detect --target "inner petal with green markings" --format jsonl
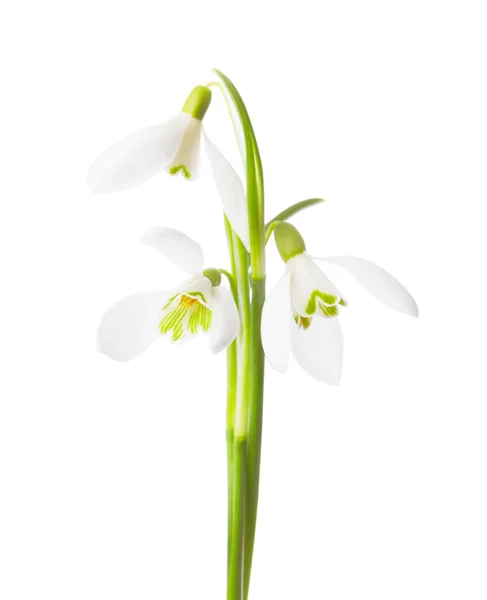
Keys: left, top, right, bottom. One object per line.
{"left": 160, "top": 291, "right": 212, "bottom": 342}
{"left": 287, "top": 253, "right": 347, "bottom": 329}
{"left": 167, "top": 117, "right": 202, "bottom": 180}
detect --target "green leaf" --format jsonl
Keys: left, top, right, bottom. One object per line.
{"left": 212, "top": 69, "right": 266, "bottom": 279}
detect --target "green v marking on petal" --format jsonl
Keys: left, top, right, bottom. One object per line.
{"left": 164, "top": 291, "right": 208, "bottom": 311}
{"left": 186, "top": 291, "right": 208, "bottom": 304}
{"left": 305, "top": 290, "right": 338, "bottom": 315}
{"left": 169, "top": 164, "right": 191, "bottom": 179}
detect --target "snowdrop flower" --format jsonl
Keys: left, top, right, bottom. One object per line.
{"left": 97, "top": 227, "right": 239, "bottom": 361}
{"left": 262, "top": 222, "right": 418, "bottom": 385}
{"left": 87, "top": 86, "right": 250, "bottom": 250}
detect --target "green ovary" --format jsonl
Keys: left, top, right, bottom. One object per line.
{"left": 160, "top": 294, "right": 212, "bottom": 342}
{"left": 181, "top": 86, "right": 212, "bottom": 121}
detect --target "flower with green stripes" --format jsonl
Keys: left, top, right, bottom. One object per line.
{"left": 97, "top": 227, "right": 239, "bottom": 361}
{"left": 86, "top": 85, "right": 250, "bottom": 250}
{"left": 262, "top": 222, "right": 418, "bottom": 385}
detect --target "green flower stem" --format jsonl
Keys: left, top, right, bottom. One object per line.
{"left": 213, "top": 71, "right": 267, "bottom": 600}
{"left": 227, "top": 438, "right": 247, "bottom": 600}
{"left": 220, "top": 269, "right": 238, "bottom": 305}
{"left": 234, "top": 236, "right": 252, "bottom": 440}
{"left": 224, "top": 209, "right": 252, "bottom": 599}
{"left": 214, "top": 71, "right": 267, "bottom": 600}
{"left": 264, "top": 220, "right": 280, "bottom": 244}
{"left": 244, "top": 275, "right": 265, "bottom": 600}
{"left": 226, "top": 339, "right": 236, "bottom": 567}
{"left": 224, "top": 216, "right": 238, "bottom": 569}
{"left": 265, "top": 197, "right": 325, "bottom": 230}
{"left": 228, "top": 236, "right": 251, "bottom": 600}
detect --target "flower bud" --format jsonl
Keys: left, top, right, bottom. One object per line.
{"left": 274, "top": 222, "right": 306, "bottom": 262}
{"left": 182, "top": 86, "right": 212, "bottom": 120}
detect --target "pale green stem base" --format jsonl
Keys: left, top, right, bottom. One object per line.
{"left": 227, "top": 438, "right": 247, "bottom": 600}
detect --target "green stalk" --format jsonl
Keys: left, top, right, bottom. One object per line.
{"left": 213, "top": 70, "right": 266, "bottom": 600}
{"left": 214, "top": 74, "right": 328, "bottom": 600}
{"left": 228, "top": 235, "right": 251, "bottom": 600}
{"left": 234, "top": 236, "right": 252, "bottom": 442}
{"left": 226, "top": 438, "right": 247, "bottom": 600}
{"left": 226, "top": 339, "right": 236, "bottom": 566}
{"left": 265, "top": 197, "right": 325, "bottom": 230}
{"left": 244, "top": 275, "right": 265, "bottom": 599}
{"left": 224, "top": 216, "right": 238, "bottom": 569}
{"left": 226, "top": 426, "right": 235, "bottom": 560}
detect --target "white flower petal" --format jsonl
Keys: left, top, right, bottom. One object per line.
{"left": 202, "top": 132, "right": 250, "bottom": 252}
{"left": 287, "top": 253, "right": 341, "bottom": 317}
{"left": 97, "top": 291, "right": 168, "bottom": 361}
{"left": 140, "top": 227, "right": 204, "bottom": 275}
{"left": 261, "top": 273, "right": 293, "bottom": 373}
{"left": 315, "top": 256, "right": 419, "bottom": 317}
{"left": 87, "top": 112, "right": 191, "bottom": 193}
{"left": 208, "top": 287, "right": 240, "bottom": 354}
{"left": 291, "top": 316, "right": 343, "bottom": 385}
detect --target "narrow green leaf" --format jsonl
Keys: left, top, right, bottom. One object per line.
{"left": 213, "top": 69, "right": 266, "bottom": 279}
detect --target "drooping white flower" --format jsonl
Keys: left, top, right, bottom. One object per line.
{"left": 87, "top": 86, "right": 250, "bottom": 251}
{"left": 97, "top": 227, "right": 240, "bottom": 362}
{"left": 261, "top": 222, "right": 418, "bottom": 385}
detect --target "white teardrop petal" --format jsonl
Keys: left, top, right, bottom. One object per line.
{"left": 291, "top": 316, "right": 343, "bottom": 385}
{"left": 87, "top": 112, "right": 191, "bottom": 193}
{"left": 208, "top": 287, "right": 240, "bottom": 354}
{"left": 97, "top": 291, "right": 168, "bottom": 362}
{"left": 315, "top": 256, "right": 419, "bottom": 317}
{"left": 140, "top": 227, "right": 204, "bottom": 275}
{"left": 261, "top": 273, "right": 293, "bottom": 373}
{"left": 202, "top": 132, "right": 250, "bottom": 252}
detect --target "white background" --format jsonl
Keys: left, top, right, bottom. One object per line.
{"left": 1, "top": 1, "right": 486, "bottom": 598}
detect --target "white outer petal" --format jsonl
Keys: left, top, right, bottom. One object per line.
{"left": 261, "top": 273, "right": 293, "bottom": 373}
{"left": 291, "top": 316, "right": 343, "bottom": 385}
{"left": 208, "top": 287, "right": 240, "bottom": 354}
{"left": 202, "top": 132, "right": 250, "bottom": 252}
{"left": 87, "top": 112, "right": 191, "bottom": 193}
{"left": 97, "top": 291, "right": 167, "bottom": 361}
{"left": 315, "top": 256, "right": 419, "bottom": 317}
{"left": 140, "top": 227, "right": 204, "bottom": 275}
